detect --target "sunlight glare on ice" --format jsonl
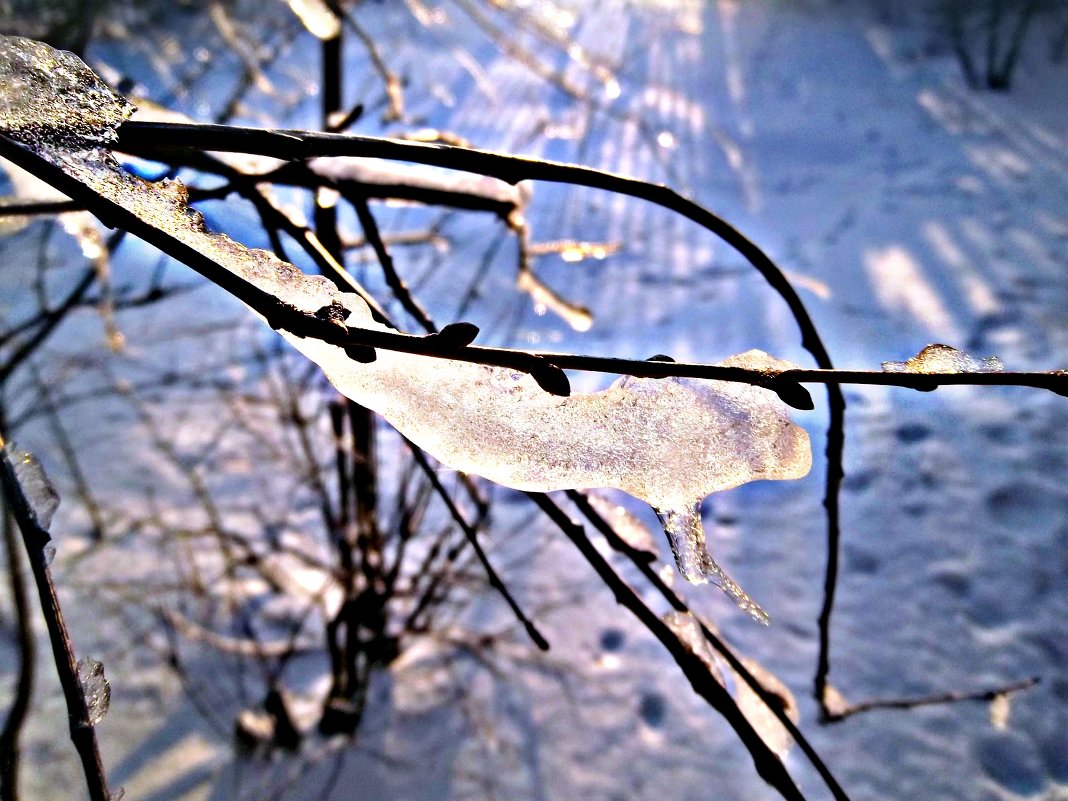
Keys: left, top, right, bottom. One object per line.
{"left": 882, "top": 343, "right": 1003, "bottom": 374}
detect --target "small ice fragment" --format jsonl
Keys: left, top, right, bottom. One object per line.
{"left": 662, "top": 611, "right": 723, "bottom": 682}
{"left": 882, "top": 344, "right": 1003, "bottom": 374}
{"left": 44, "top": 544, "right": 56, "bottom": 565}
{"left": 109, "top": 788, "right": 125, "bottom": 801}
{"left": 733, "top": 658, "right": 799, "bottom": 759}
{"left": 3, "top": 444, "right": 60, "bottom": 530}
{"left": 990, "top": 692, "right": 1011, "bottom": 730}
{"left": 284, "top": 0, "right": 342, "bottom": 39}
{"left": 76, "top": 656, "right": 110, "bottom": 725}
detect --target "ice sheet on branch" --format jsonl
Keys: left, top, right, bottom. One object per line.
{"left": 301, "top": 320, "right": 810, "bottom": 621}
{"left": 882, "top": 343, "right": 1003, "bottom": 374}
{"left": 0, "top": 36, "right": 339, "bottom": 316}
{"left": 0, "top": 37, "right": 130, "bottom": 149}
{"left": 0, "top": 37, "right": 812, "bottom": 620}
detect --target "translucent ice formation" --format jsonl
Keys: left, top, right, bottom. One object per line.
{"left": 0, "top": 37, "right": 131, "bottom": 150}
{"left": 76, "top": 656, "right": 110, "bottom": 725}
{"left": 882, "top": 343, "right": 1003, "bottom": 374}
{"left": 2, "top": 443, "right": 60, "bottom": 530}
{"left": 298, "top": 323, "right": 810, "bottom": 621}
{"left": 0, "top": 37, "right": 813, "bottom": 620}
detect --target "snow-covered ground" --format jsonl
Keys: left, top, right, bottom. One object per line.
{"left": 2, "top": 1, "right": 1067, "bottom": 800}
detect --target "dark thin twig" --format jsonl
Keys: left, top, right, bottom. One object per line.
{"left": 823, "top": 676, "right": 1040, "bottom": 722}
{"left": 347, "top": 192, "right": 437, "bottom": 331}
{"left": 0, "top": 229, "right": 127, "bottom": 382}
{"left": 403, "top": 439, "right": 549, "bottom": 651}
{"left": 328, "top": 0, "right": 405, "bottom": 122}
{"left": 0, "top": 436, "right": 113, "bottom": 801}
{"left": 28, "top": 366, "right": 108, "bottom": 541}
{"left": 0, "top": 267, "right": 96, "bottom": 383}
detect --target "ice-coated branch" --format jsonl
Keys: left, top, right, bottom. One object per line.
{"left": 110, "top": 119, "right": 845, "bottom": 702}
{"left": 0, "top": 438, "right": 113, "bottom": 801}
{"left": 8, "top": 118, "right": 1056, "bottom": 399}
{"left": 524, "top": 491, "right": 811, "bottom": 801}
